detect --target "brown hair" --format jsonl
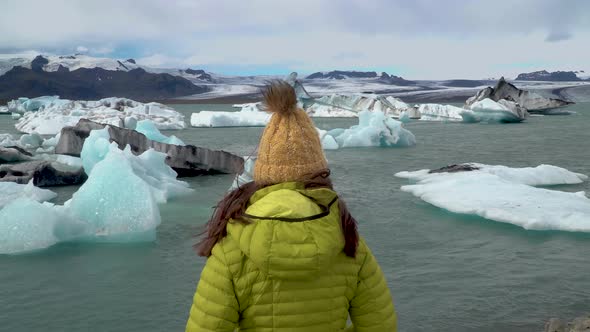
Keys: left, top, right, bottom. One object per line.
{"left": 195, "top": 170, "right": 359, "bottom": 258}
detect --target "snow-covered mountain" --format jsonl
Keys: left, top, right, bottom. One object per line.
{"left": 515, "top": 70, "right": 589, "bottom": 81}
{"left": 0, "top": 54, "right": 208, "bottom": 100}
{"left": 0, "top": 53, "right": 216, "bottom": 82}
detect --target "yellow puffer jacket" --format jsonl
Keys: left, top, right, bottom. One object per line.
{"left": 186, "top": 182, "right": 397, "bottom": 331}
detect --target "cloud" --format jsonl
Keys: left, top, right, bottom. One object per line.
{"left": 76, "top": 46, "right": 89, "bottom": 53}
{"left": 0, "top": 0, "right": 589, "bottom": 78}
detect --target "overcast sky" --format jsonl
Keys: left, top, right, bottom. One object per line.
{"left": 1, "top": 0, "right": 589, "bottom": 79}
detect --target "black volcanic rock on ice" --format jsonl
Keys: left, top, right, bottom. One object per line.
{"left": 0, "top": 66, "right": 207, "bottom": 100}
{"left": 465, "top": 77, "right": 574, "bottom": 112}
{"left": 55, "top": 119, "right": 244, "bottom": 176}
{"left": 0, "top": 160, "right": 87, "bottom": 187}
{"left": 515, "top": 70, "right": 581, "bottom": 81}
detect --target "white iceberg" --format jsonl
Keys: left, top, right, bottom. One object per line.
{"left": 0, "top": 106, "right": 8, "bottom": 114}
{"left": 80, "top": 128, "right": 193, "bottom": 203}
{"left": 0, "top": 128, "right": 193, "bottom": 254}
{"left": 135, "top": 120, "right": 185, "bottom": 145}
{"left": 417, "top": 104, "right": 472, "bottom": 122}
{"left": 19, "top": 132, "right": 44, "bottom": 149}
{"left": 305, "top": 94, "right": 409, "bottom": 118}
{"left": 0, "top": 134, "right": 19, "bottom": 147}
{"left": 190, "top": 108, "right": 270, "bottom": 127}
{"left": 12, "top": 96, "right": 185, "bottom": 135}
{"left": 395, "top": 164, "right": 590, "bottom": 232}
{"left": 467, "top": 98, "right": 528, "bottom": 123}
{"left": 323, "top": 110, "right": 416, "bottom": 148}
{"left": 316, "top": 128, "right": 340, "bottom": 150}
{"left": 0, "top": 198, "right": 65, "bottom": 254}
{"left": 67, "top": 145, "right": 163, "bottom": 242}
{"left": 0, "top": 181, "right": 57, "bottom": 209}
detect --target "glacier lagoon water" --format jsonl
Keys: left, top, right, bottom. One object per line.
{"left": 1, "top": 103, "right": 589, "bottom": 332}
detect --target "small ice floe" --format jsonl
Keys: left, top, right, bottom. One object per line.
{"left": 190, "top": 107, "right": 271, "bottom": 127}
{"left": 318, "top": 110, "right": 416, "bottom": 149}
{"left": 395, "top": 163, "right": 590, "bottom": 232}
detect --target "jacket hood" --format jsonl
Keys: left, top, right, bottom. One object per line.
{"left": 226, "top": 182, "right": 344, "bottom": 280}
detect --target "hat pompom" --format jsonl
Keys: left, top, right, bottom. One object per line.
{"left": 262, "top": 80, "right": 297, "bottom": 115}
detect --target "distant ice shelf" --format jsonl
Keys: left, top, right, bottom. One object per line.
{"left": 8, "top": 96, "right": 185, "bottom": 135}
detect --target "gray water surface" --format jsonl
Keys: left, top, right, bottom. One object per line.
{"left": 1, "top": 103, "right": 589, "bottom": 332}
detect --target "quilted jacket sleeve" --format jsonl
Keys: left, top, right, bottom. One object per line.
{"left": 185, "top": 243, "right": 239, "bottom": 332}
{"left": 348, "top": 242, "right": 397, "bottom": 332}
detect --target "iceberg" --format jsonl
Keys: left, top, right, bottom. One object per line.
{"left": 67, "top": 145, "right": 162, "bottom": 242}
{"left": 316, "top": 128, "right": 340, "bottom": 150}
{"left": 0, "top": 106, "right": 8, "bottom": 114}
{"left": 305, "top": 94, "right": 409, "bottom": 118}
{"left": 0, "top": 181, "right": 57, "bottom": 208}
{"left": 395, "top": 163, "right": 590, "bottom": 232}
{"left": 0, "top": 128, "right": 193, "bottom": 254}
{"left": 465, "top": 77, "right": 573, "bottom": 113}
{"left": 467, "top": 98, "right": 528, "bottom": 123}
{"left": 11, "top": 96, "right": 185, "bottom": 135}
{"left": 417, "top": 104, "right": 472, "bottom": 122}
{"left": 324, "top": 111, "right": 416, "bottom": 148}
{"left": 0, "top": 198, "right": 65, "bottom": 254}
{"left": 0, "top": 133, "right": 19, "bottom": 147}
{"left": 7, "top": 96, "right": 67, "bottom": 114}
{"left": 80, "top": 128, "right": 193, "bottom": 203}
{"left": 19, "top": 132, "right": 44, "bottom": 149}
{"left": 190, "top": 108, "right": 270, "bottom": 127}
{"left": 135, "top": 120, "right": 185, "bottom": 145}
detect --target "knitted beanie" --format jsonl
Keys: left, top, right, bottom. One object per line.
{"left": 254, "top": 80, "right": 328, "bottom": 185}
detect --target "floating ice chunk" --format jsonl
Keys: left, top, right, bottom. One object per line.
{"left": 135, "top": 120, "right": 185, "bottom": 145}
{"left": 0, "top": 198, "right": 63, "bottom": 254}
{"left": 19, "top": 132, "right": 43, "bottom": 149}
{"left": 321, "top": 135, "right": 339, "bottom": 150}
{"left": 190, "top": 109, "right": 270, "bottom": 127}
{"left": 0, "top": 134, "right": 19, "bottom": 147}
{"left": 233, "top": 103, "right": 262, "bottom": 112}
{"left": 395, "top": 164, "right": 590, "bottom": 232}
{"left": 326, "top": 111, "right": 416, "bottom": 148}
{"left": 417, "top": 104, "right": 472, "bottom": 122}
{"left": 80, "top": 128, "right": 192, "bottom": 202}
{"left": 468, "top": 98, "right": 527, "bottom": 123}
{"left": 80, "top": 127, "right": 112, "bottom": 174}
{"left": 316, "top": 128, "right": 340, "bottom": 150}
{"left": 13, "top": 96, "right": 185, "bottom": 134}
{"left": 8, "top": 96, "right": 66, "bottom": 114}
{"left": 67, "top": 148, "right": 161, "bottom": 242}
{"left": 0, "top": 106, "right": 8, "bottom": 114}
{"left": 42, "top": 132, "right": 61, "bottom": 148}
{"left": 0, "top": 180, "right": 57, "bottom": 208}
{"left": 11, "top": 113, "right": 21, "bottom": 120}
{"left": 0, "top": 130, "right": 194, "bottom": 254}
{"left": 305, "top": 104, "right": 358, "bottom": 118}
{"left": 124, "top": 116, "right": 138, "bottom": 130}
